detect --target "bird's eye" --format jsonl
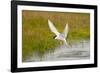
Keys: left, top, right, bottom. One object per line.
{"left": 53, "top": 35, "right": 56, "bottom": 39}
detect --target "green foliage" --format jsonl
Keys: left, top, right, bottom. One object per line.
{"left": 22, "top": 10, "right": 90, "bottom": 61}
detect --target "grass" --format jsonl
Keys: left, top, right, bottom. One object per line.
{"left": 22, "top": 10, "right": 90, "bottom": 61}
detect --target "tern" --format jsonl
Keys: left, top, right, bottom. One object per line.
{"left": 48, "top": 19, "right": 69, "bottom": 47}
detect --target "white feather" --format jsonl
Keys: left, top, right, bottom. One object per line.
{"left": 48, "top": 19, "right": 60, "bottom": 36}
{"left": 48, "top": 19, "right": 69, "bottom": 47}
{"left": 63, "top": 39, "right": 69, "bottom": 47}
{"left": 63, "top": 24, "right": 68, "bottom": 38}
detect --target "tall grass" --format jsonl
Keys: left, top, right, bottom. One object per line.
{"left": 22, "top": 10, "right": 90, "bottom": 61}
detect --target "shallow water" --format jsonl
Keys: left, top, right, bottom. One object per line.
{"left": 25, "top": 40, "right": 90, "bottom": 62}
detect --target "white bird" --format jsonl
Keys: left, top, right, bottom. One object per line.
{"left": 48, "top": 19, "right": 69, "bottom": 47}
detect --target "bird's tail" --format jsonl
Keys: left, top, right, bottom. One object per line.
{"left": 63, "top": 39, "right": 70, "bottom": 48}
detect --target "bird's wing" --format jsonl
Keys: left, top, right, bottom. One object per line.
{"left": 63, "top": 24, "right": 68, "bottom": 38}
{"left": 48, "top": 19, "right": 60, "bottom": 35}
{"left": 64, "top": 39, "right": 68, "bottom": 46}
{"left": 63, "top": 39, "right": 70, "bottom": 48}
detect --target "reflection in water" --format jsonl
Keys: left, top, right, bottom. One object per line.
{"left": 25, "top": 40, "right": 90, "bottom": 62}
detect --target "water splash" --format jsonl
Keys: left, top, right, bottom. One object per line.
{"left": 25, "top": 40, "right": 90, "bottom": 62}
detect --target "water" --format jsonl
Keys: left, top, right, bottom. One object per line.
{"left": 25, "top": 40, "right": 90, "bottom": 62}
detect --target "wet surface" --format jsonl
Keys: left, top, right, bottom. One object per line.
{"left": 25, "top": 40, "right": 90, "bottom": 62}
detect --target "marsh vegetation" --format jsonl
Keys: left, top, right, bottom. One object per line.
{"left": 22, "top": 10, "right": 90, "bottom": 62}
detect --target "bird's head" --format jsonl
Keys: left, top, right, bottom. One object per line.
{"left": 53, "top": 35, "right": 57, "bottom": 39}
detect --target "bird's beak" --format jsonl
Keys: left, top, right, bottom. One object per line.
{"left": 53, "top": 35, "right": 56, "bottom": 39}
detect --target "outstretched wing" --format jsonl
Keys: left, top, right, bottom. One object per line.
{"left": 63, "top": 24, "right": 68, "bottom": 38}
{"left": 64, "top": 39, "right": 69, "bottom": 47}
{"left": 48, "top": 19, "right": 60, "bottom": 35}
